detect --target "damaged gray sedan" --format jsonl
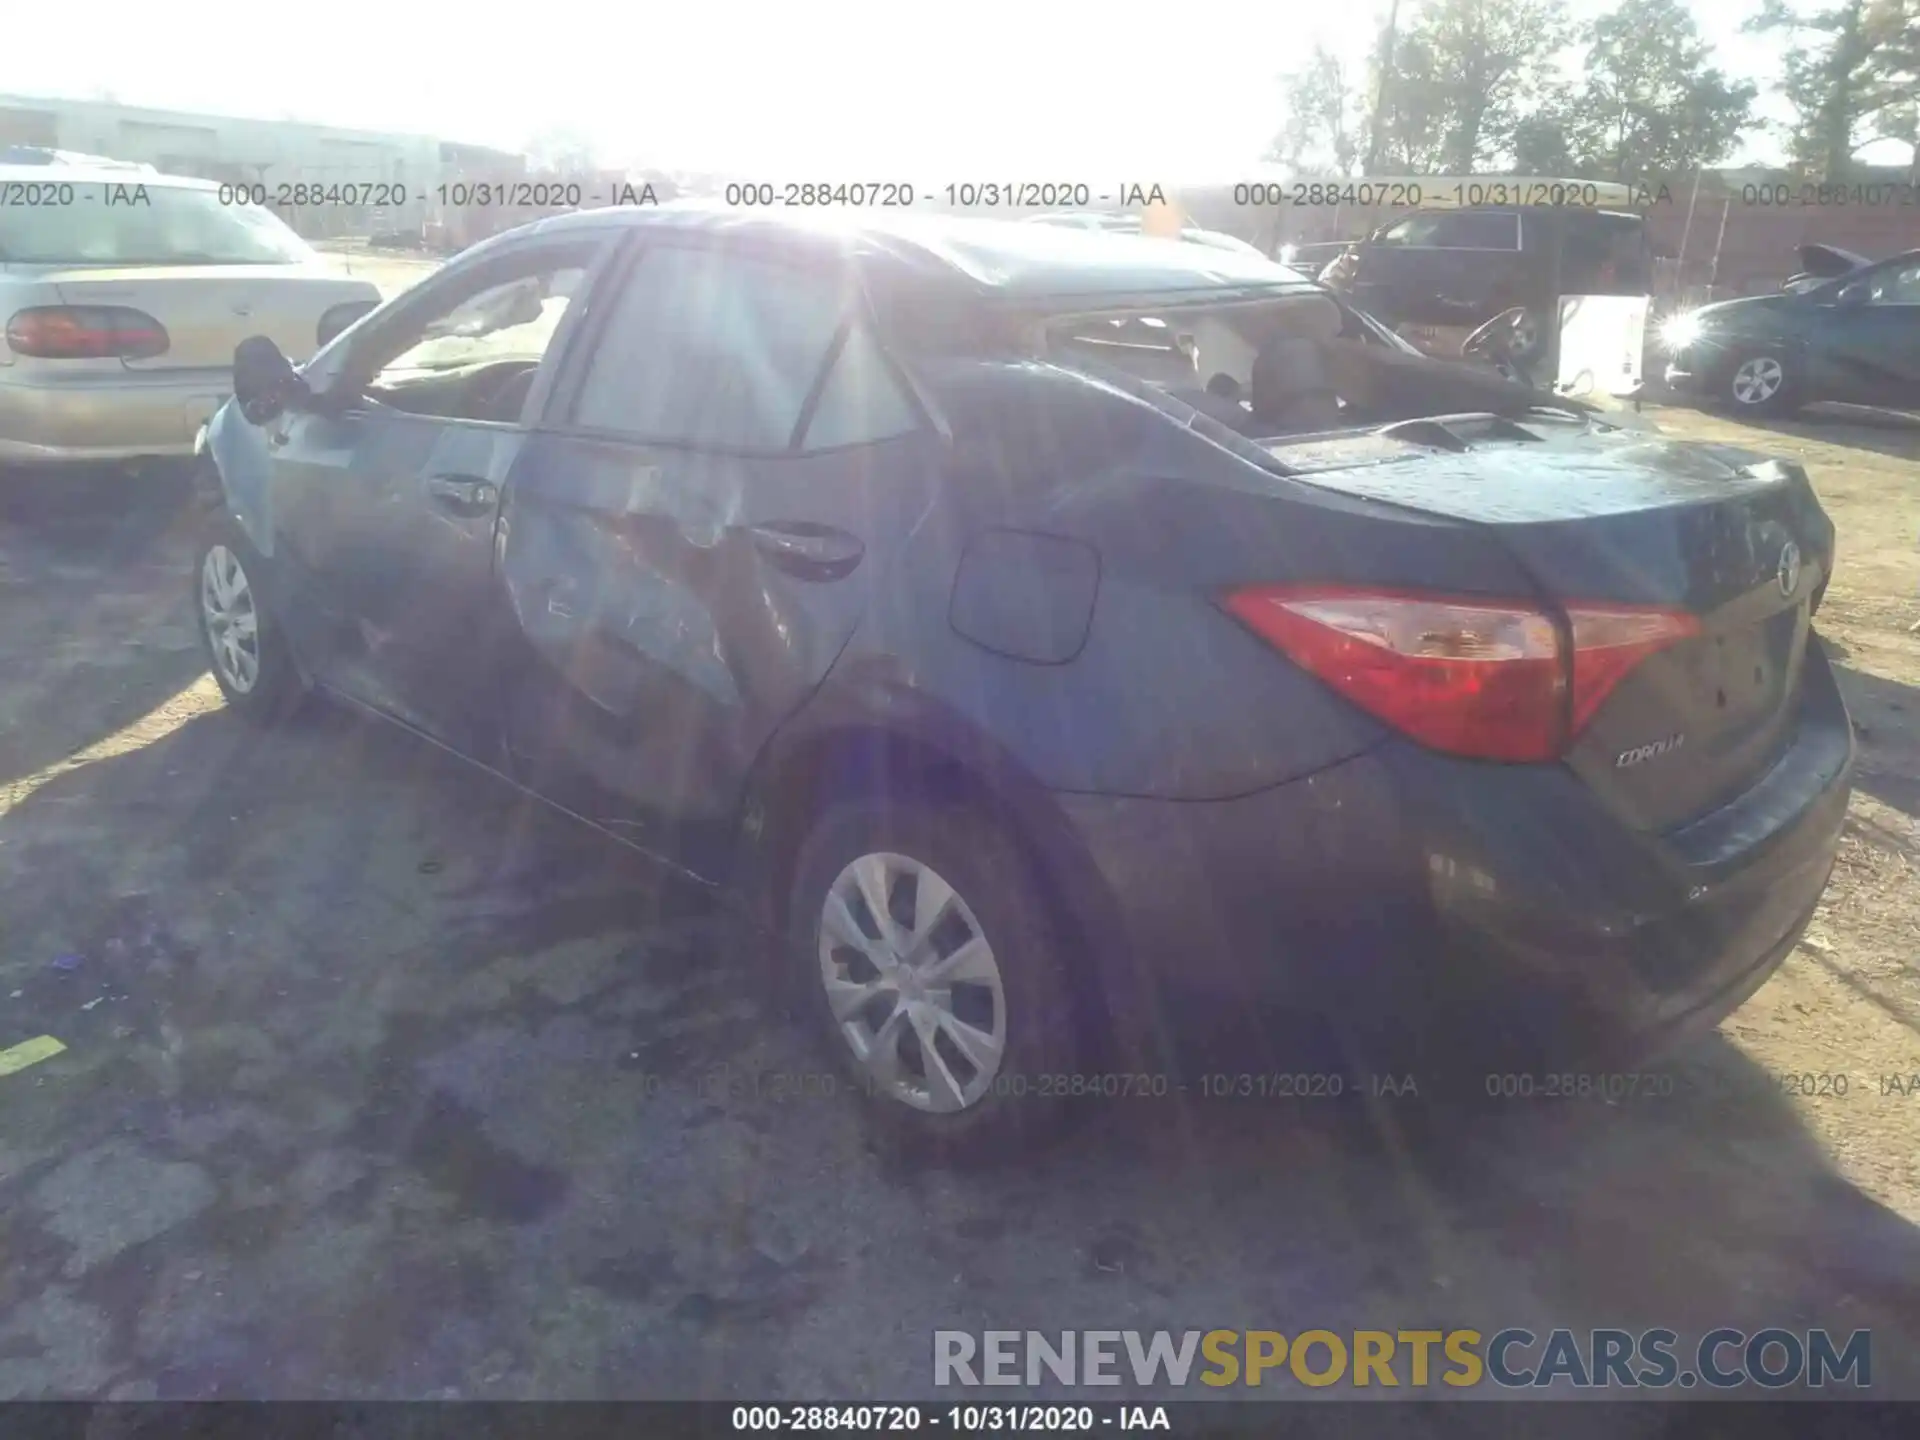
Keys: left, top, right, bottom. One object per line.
{"left": 196, "top": 202, "right": 1851, "bottom": 1158}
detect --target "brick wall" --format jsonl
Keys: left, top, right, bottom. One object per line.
{"left": 1642, "top": 199, "right": 1920, "bottom": 297}
{"left": 1191, "top": 180, "right": 1920, "bottom": 302}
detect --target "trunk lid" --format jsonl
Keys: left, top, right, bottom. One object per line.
{"left": 1263, "top": 415, "right": 1834, "bottom": 831}
{"left": 39, "top": 264, "right": 371, "bottom": 369}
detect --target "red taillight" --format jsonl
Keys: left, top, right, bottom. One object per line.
{"left": 5, "top": 305, "right": 169, "bottom": 360}
{"left": 1223, "top": 585, "right": 1698, "bottom": 763}
{"left": 1566, "top": 604, "right": 1702, "bottom": 733}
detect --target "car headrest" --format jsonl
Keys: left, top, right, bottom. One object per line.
{"left": 1250, "top": 336, "right": 1340, "bottom": 426}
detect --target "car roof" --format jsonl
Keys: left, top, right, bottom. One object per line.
{"left": 0, "top": 162, "right": 210, "bottom": 188}
{"left": 530, "top": 199, "right": 1314, "bottom": 303}
{"left": 1398, "top": 205, "right": 1642, "bottom": 221}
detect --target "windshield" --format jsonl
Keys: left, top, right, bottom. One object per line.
{"left": 0, "top": 181, "right": 314, "bottom": 265}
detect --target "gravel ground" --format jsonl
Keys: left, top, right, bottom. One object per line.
{"left": 0, "top": 400, "right": 1916, "bottom": 1410}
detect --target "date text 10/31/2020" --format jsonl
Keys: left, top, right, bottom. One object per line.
{"left": 655, "top": 1064, "right": 1920, "bottom": 1105}
{"left": 652, "top": 1066, "right": 1423, "bottom": 1104}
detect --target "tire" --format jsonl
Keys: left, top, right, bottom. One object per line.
{"left": 193, "top": 518, "right": 306, "bottom": 722}
{"left": 784, "top": 797, "right": 1084, "bottom": 1162}
{"left": 1723, "top": 350, "right": 1799, "bottom": 416}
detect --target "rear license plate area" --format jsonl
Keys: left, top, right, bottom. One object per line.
{"left": 1695, "top": 606, "right": 1800, "bottom": 732}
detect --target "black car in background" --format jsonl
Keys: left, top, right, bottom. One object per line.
{"left": 1342, "top": 206, "right": 1653, "bottom": 364}
{"left": 1662, "top": 249, "right": 1920, "bottom": 414}
{"left": 198, "top": 205, "right": 1850, "bottom": 1157}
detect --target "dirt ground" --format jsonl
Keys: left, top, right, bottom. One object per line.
{"left": 0, "top": 397, "right": 1916, "bottom": 1411}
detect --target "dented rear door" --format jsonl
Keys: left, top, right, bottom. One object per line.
{"left": 495, "top": 236, "right": 939, "bottom": 876}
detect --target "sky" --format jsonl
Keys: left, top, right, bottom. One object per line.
{"left": 4, "top": 0, "right": 1901, "bottom": 176}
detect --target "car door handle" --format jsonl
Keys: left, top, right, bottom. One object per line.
{"left": 424, "top": 473, "right": 497, "bottom": 515}
{"left": 739, "top": 521, "right": 864, "bottom": 581}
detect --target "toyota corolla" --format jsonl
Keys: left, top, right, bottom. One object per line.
{"left": 195, "top": 203, "right": 1853, "bottom": 1157}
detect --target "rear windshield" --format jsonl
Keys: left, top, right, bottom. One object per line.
{"left": 1043, "top": 297, "right": 1341, "bottom": 392}
{"left": 0, "top": 182, "right": 314, "bottom": 265}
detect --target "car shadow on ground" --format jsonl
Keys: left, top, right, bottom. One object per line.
{"left": 1699, "top": 403, "right": 1920, "bottom": 463}
{"left": 1828, "top": 655, "right": 1920, "bottom": 825}
{"left": 0, "top": 464, "right": 213, "bottom": 787}
{"left": 1812, "top": 606, "right": 1920, "bottom": 831}
{"left": 1, "top": 688, "right": 1917, "bottom": 1400}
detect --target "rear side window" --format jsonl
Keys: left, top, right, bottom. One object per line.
{"left": 1562, "top": 214, "right": 1650, "bottom": 291}
{"left": 800, "top": 323, "right": 920, "bottom": 450}
{"left": 572, "top": 245, "right": 852, "bottom": 450}
{"left": 0, "top": 182, "right": 312, "bottom": 265}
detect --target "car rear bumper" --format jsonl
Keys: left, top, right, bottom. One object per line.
{"left": 1055, "top": 639, "right": 1854, "bottom": 1076}
{"left": 0, "top": 366, "right": 231, "bottom": 464}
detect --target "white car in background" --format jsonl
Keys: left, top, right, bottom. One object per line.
{"left": 0, "top": 161, "right": 380, "bottom": 467}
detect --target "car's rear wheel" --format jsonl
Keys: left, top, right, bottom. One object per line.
{"left": 1725, "top": 351, "right": 1798, "bottom": 415}
{"left": 194, "top": 521, "right": 305, "bottom": 722}
{"left": 786, "top": 798, "right": 1082, "bottom": 1161}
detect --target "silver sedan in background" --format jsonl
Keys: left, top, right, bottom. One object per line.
{"left": 1, "top": 163, "right": 380, "bottom": 467}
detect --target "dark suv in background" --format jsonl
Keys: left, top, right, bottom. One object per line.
{"left": 1342, "top": 206, "right": 1653, "bottom": 363}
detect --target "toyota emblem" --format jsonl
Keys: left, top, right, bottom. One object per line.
{"left": 231, "top": 300, "right": 252, "bottom": 318}
{"left": 1777, "top": 541, "right": 1802, "bottom": 598}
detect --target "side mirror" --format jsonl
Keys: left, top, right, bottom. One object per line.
{"left": 233, "top": 336, "right": 310, "bottom": 425}
{"left": 316, "top": 299, "right": 378, "bottom": 349}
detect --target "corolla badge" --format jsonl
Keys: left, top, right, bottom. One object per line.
{"left": 1616, "top": 733, "right": 1685, "bottom": 769}
{"left": 1778, "top": 541, "right": 1801, "bottom": 597}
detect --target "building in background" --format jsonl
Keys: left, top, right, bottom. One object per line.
{"left": 0, "top": 93, "right": 524, "bottom": 240}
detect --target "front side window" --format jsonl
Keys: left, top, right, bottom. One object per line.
{"left": 1864, "top": 261, "right": 1920, "bottom": 306}
{"left": 1435, "top": 212, "right": 1520, "bottom": 249}
{"left": 1373, "top": 216, "right": 1441, "bottom": 248}
{"left": 572, "top": 245, "right": 856, "bottom": 450}
{"left": 355, "top": 244, "right": 597, "bottom": 421}
{"left": 0, "top": 182, "right": 313, "bottom": 265}
{"left": 378, "top": 269, "right": 584, "bottom": 376}
{"left": 1373, "top": 212, "right": 1518, "bottom": 250}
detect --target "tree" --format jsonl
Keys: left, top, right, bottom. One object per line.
{"left": 1362, "top": 0, "right": 1572, "bottom": 172}
{"left": 1366, "top": 30, "right": 1460, "bottom": 171}
{"left": 1509, "top": 101, "right": 1581, "bottom": 173}
{"left": 1747, "top": 0, "right": 1919, "bottom": 180}
{"left": 1267, "top": 43, "right": 1364, "bottom": 175}
{"left": 1564, "top": 0, "right": 1755, "bottom": 180}
{"left": 1418, "top": 0, "right": 1572, "bottom": 170}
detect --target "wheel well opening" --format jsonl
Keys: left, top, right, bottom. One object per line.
{"left": 751, "top": 728, "right": 1118, "bottom": 1052}
{"left": 756, "top": 730, "right": 1004, "bottom": 938}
